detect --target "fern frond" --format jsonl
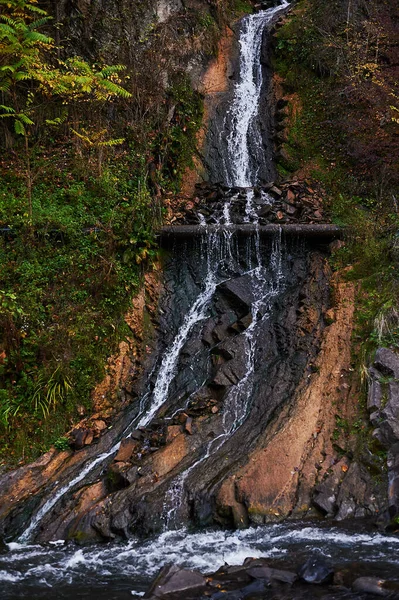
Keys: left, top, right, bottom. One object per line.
{"left": 17, "top": 113, "right": 34, "bottom": 125}
{"left": 24, "top": 31, "right": 53, "bottom": 45}
{"left": 0, "top": 104, "right": 15, "bottom": 113}
{"left": 98, "top": 64, "right": 126, "bottom": 77}
{"left": 29, "top": 17, "right": 53, "bottom": 31}
{"left": 98, "top": 137, "right": 125, "bottom": 147}
{"left": 98, "top": 79, "right": 132, "bottom": 98}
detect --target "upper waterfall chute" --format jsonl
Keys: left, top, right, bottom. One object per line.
{"left": 225, "top": 0, "right": 290, "bottom": 187}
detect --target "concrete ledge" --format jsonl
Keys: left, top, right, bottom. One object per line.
{"left": 159, "top": 224, "right": 342, "bottom": 241}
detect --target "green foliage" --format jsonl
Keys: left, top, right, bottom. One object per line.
{"left": 0, "top": 0, "right": 131, "bottom": 134}
{"left": 0, "top": 159, "right": 158, "bottom": 463}
{"left": 53, "top": 436, "right": 70, "bottom": 451}
{"left": 153, "top": 75, "right": 203, "bottom": 191}
{"left": 32, "top": 366, "right": 73, "bottom": 417}
{"left": 231, "top": 0, "right": 253, "bottom": 16}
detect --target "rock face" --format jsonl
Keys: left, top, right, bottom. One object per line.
{"left": 0, "top": 2, "right": 394, "bottom": 546}
{"left": 0, "top": 234, "right": 391, "bottom": 542}
{"left": 0, "top": 232, "right": 339, "bottom": 542}
{"left": 368, "top": 348, "right": 399, "bottom": 524}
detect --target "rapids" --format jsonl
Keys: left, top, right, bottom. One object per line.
{"left": 2, "top": 523, "right": 399, "bottom": 598}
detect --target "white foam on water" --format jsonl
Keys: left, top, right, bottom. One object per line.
{"left": 272, "top": 526, "right": 399, "bottom": 546}
{"left": 64, "top": 549, "right": 86, "bottom": 569}
{"left": 2, "top": 524, "right": 399, "bottom": 593}
{"left": 0, "top": 569, "right": 22, "bottom": 582}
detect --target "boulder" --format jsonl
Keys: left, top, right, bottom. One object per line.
{"left": 185, "top": 417, "right": 193, "bottom": 435}
{"left": 352, "top": 577, "right": 392, "bottom": 596}
{"left": 144, "top": 564, "right": 207, "bottom": 598}
{"left": 367, "top": 367, "right": 383, "bottom": 411}
{"left": 374, "top": 379, "right": 399, "bottom": 447}
{"left": 115, "top": 438, "right": 138, "bottom": 462}
{"left": 243, "top": 559, "right": 297, "bottom": 584}
{"left": 107, "top": 463, "right": 137, "bottom": 491}
{"left": 166, "top": 425, "right": 182, "bottom": 443}
{"left": 131, "top": 429, "right": 144, "bottom": 441}
{"left": 374, "top": 348, "right": 399, "bottom": 378}
{"left": 313, "top": 459, "right": 350, "bottom": 516}
{"left": 211, "top": 579, "right": 269, "bottom": 599}
{"left": 219, "top": 275, "right": 255, "bottom": 315}
{"left": 69, "top": 428, "right": 92, "bottom": 450}
{"left": 298, "top": 558, "right": 333, "bottom": 584}
{"left": 212, "top": 336, "right": 248, "bottom": 387}
{"left": 334, "top": 461, "right": 380, "bottom": 520}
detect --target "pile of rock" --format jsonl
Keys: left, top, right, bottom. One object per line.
{"left": 169, "top": 179, "right": 327, "bottom": 227}
{"left": 142, "top": 556, "right": 399, "bottom": 599}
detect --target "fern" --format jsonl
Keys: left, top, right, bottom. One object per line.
{"left": 32, "top": 366, "right": 73, "bottom": 418}
{"left": 0, "top": 104, "right": 15, "bottom": 113}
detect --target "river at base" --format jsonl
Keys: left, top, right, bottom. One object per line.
{"left": 1, "top": 522, "right": 398, "bottom": 599}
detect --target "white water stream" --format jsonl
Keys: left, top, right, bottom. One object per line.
{"left": 225, "top": 1, "right": 289, "bottom": 186}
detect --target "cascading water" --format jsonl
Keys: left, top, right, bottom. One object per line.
{"left": 161, "top": 1, "right": 289, "bottom": 525}
{"left": 222, "top": 1, "right": 289, "bottom": 186}
{"left": 16, "top": 0, "right": 291, "bottom": 544}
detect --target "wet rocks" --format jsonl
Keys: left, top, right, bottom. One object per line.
{"left": 69, "top": 428, "right": 94, "bottom": 450}
{"left": 115, "top": 438, "right": 139, "bottom": 462}
{"left": 144, "top": 558, "right": 399, "bottom": 599}
{"left": 298, "top": 557, "right": 333, "bottom": 584}
{"left": 353, "top": 576, "right": 399, "bottom": 597}
{"left": 166, "top": 179, "right": 328, "bottom": 228}
{"left": 144, "top": 564, "right": 207, "bottom": 598}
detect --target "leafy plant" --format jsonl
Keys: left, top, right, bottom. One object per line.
{"left": 32, "top": 365, "right": 73, "bottom": 417}
{"left": 53, "top": 436, "right": 70, "bottom": 451}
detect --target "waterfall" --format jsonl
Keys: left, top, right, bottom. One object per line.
{"left": 224, "top": 1, "right": 289, "bottom": 186}
{"left": 18, "top": 0, "right": 290, "bottom": 543}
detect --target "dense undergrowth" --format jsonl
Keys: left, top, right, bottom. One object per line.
{"left": 273, "top": 0, "right": 399, "bottom": 369}
{"left": 0, "top": 0, "right": 249, "bottom": 465}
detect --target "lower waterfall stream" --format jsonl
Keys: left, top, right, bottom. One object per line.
{"left": 1, "top": 1, "right": 398, "bottom": 597}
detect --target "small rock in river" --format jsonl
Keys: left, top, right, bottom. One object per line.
{"left": 352, "top": 577, "right": 392, "bottom": 597}
{"left": 298, "top": 557, "right": 333, "bottom": 584}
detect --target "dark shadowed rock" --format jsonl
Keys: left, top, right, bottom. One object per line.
{"left": 368, "top": 367, "right": 383, "bottom": 411}
{"left": 219, "top": 275, "right": 255, "bottom": 315}
{"left": 231, "top": 503, "right": 249, "bottom": 529}
{"left": 131, "top": 429, "right": 144, "bottom": 441}
{"left": 335, "top": 461, "right": 381, "bottom": 520}
{"left": 388, "top": 443, "right": 399, "bottom": 520}
{"left": 313, "top": 458, "right": 350, "bottom": 516}
{"left": 374, "top": 348, "right": 399, "bottom": 378}
{"left": 246, "top": 564, "right": 297, "bottom": 584}
{"left": 107, "top": 462, "right": 137, "bottom": 491}
{"left": 144, "top": 564, "right": 206, "bottom": 598}
{"left": 298, "top": 558, "right": 333, "bottom": 584}
{"left": 70, "top": 428, "right": 94, "bottom": 450}
{"left": 210, "top": 579, "right": 269, "bottom": 600}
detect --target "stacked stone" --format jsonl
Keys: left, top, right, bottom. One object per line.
{"left": 173, "top": 179, "right": 327, "bottom": 226}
